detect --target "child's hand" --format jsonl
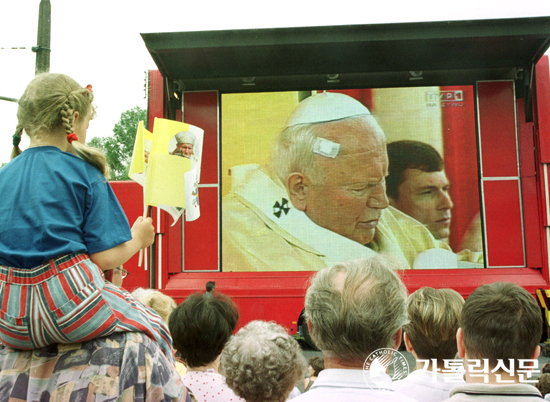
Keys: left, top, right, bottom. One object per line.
{"left": 131, "top": 216, "right": 155, "bottom": 249}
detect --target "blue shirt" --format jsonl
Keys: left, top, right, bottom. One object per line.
{"left": 0, "top": 147, "right": 132, "bottom": 268}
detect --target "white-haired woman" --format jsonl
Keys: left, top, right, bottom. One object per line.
{"left": 221, "top": 320, "right": 306, "bottom": 402}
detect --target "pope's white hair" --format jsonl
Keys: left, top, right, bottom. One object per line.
{"left": 268, "top": 115, "right": 383, "bottom": 187}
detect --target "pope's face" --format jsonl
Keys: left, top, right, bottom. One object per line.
{"left": 177, "top": 143, "right": 194, "bottom": 157}
{"left": 301, "top": 119, "right": 389, "bottom": 245}
{"left": 391, "top": 169, "right": 453, "bottom": 240}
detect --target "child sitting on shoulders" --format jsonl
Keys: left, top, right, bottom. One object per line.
{"left": 0, "top": 73, "right": 173, "bottom": 362}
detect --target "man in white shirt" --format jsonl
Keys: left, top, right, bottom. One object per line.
{"left": 292, "top": 255, "right": 419, "bottom": 402}
{"left": 444, "top": 282, "right": 543, "bottom": 401}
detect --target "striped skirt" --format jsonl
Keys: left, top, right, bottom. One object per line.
{"left": 0, "top": 253, "right": 174, "bottom": 363}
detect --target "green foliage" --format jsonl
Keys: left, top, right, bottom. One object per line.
{"left": 88, "top": 106, "right": 146, "bottom": 181}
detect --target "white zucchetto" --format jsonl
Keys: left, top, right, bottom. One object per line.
{"left": 285, "top": 92, "right": 371, "bottom": 127}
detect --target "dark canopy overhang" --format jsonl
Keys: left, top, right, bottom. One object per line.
{"left": 141, "top": 17, "right": 550, "bottom": 93}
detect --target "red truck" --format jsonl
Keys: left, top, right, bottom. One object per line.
{"left": 112, "top": 17, "right": 550, "bottom": 342}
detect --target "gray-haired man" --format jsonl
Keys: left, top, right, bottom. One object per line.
{"left": 293, "top": 255, "right": 418, "bottom": 401}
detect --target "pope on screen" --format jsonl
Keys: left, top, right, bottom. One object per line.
{"left": 222, "top": 92, "right": 483, "bottom": 271}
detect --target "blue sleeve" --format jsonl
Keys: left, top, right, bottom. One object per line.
{"left": 82, "top": 179, "right": 132, "bottom": 254}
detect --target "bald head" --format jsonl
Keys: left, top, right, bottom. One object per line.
{"left": 305, "top": 256, "right": 408, "bottom": 361}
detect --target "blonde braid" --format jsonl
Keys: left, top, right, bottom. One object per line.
{"left": 63, "top": 91, "right": 110, "bottom": 178}
{"left": 14, "top": 73, "right": 110, "bottom": 177}
{"left": 60, "top": 98, "right": 75, "bottom": 135}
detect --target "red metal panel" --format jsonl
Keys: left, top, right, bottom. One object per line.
{"left": 518, "top": 98, "right": 537, "bottom": 177}
{"left": 483, "top": 180, "right": 524, "bottom": 266}
{"left": 541, "top": 165, "right": 550, "bottom": 284}
{"left": 516, "top": 98, "right": 543, "bottom": 269}
{"left": 440, "top": 85, "right": 480, "bottom": 251}
{"left": 178, "top": 91, "right": 220, "bottom": 271}
{"left": 400, "top": 268, "right": 547, "bottom": 298}
{"left": 183, "top": 187, "right": 219, "bottom": 270}
{"left": 535, "top": 56, "right": 550, "bottom": 163}
{"left": 148, "top": 70, "right": 165, "bottom": 130}
{"left": 165, "top": 271, "right": 311, "bottom": 333}
{"left": 183, "top": 92, "right": 219, "bottom": 185}
{"left": 522, "top": 176, "right": 543, "bottom": 268}
{"left": 162, "top": 194, "right": 219, "bottom": 274}
{"left": 163, "top": 268, "right": 549, "bottom": 333}
{"left": 164, "top": 214, "right": 182, "bottom": 275}
{"left": 478, "top": 81, "right": 518, "bottom": 178}
{"left": 109, "top": 181, "right": 150, "bottom": 291}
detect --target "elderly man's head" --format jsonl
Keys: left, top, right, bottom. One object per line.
{"left": 305, "top": 255, "right": 408, "bottom": 362}
{"left": 221, "top": 320, "right": 306, "bottom": 402}
{"left": 175, "top": 131, "right": 195, "bottom": 158}
{"left": 270, "top": 93, "right": 389, "bottom": 245}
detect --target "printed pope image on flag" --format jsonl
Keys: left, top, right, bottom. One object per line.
{"left": 128, "top": 118, "right": 204, "bottom": 223}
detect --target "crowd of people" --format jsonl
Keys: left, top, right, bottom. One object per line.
{"left": 0, "top": 73, "right": 546, "bottom": 401}
{"left": 1, "top": 252, "right": 546, "bottom": 401}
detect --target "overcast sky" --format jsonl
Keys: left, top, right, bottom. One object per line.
{"left": 1, "top": 0, "right": 550, "bottom": 165}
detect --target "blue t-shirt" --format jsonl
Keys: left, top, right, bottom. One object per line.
{"left": 0, "top": 147, "right": 132, "bottom": 268}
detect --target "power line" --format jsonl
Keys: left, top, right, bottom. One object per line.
{"left": 0, "top": 96, "right": 18, "bottom": 103}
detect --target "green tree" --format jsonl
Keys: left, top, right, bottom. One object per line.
{"left": 89, "top": 106, "right": 146, "bottom": 180}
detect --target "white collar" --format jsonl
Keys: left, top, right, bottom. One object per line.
{"left": 312, "top": 369, "right": 396, "bottom": 392}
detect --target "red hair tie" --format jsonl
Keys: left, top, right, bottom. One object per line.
{"left": 67, "top": 133, "right": 78, "bottom": 144}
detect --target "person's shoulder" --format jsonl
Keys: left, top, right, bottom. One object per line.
{"left": 394, "top": 371, "right": 458, "bottom": 401}
{"left": 447, "top": 382, "right": 542, "bottom": 401}
{"left": 383, "top": 206, "right": 430, "bottom": 229}
{"left": 380, "top": 206, "right": 445, "bottom": 248}
{"left": 67, "top": 155, "right": 107, "bottom": 184}
{"left": 34, "top": 147, "right": 106, "bottom": 184}
{"left": 292, "top": 390, "right": 418, "bottom": 402}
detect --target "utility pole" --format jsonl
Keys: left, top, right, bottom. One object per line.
{"left": 33, "top": 0, "right": 51, "bottom": 74}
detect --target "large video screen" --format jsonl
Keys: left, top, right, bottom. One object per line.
{"left": 221, "top": 87, "right": 483, "bottom": 271}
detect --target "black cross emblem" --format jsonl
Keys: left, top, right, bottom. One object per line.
{"left": 273, "top": 198, "right": 290, "bottom": 218}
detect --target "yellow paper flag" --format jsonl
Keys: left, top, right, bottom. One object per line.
{"left": 144, "top": 118, "right": 194, "bottom": 208}
{"left": 145, "top": 154, "right": 191, "bottom": 208}
{"left": 128, "top": 121, "right": 153, "bottom": 180}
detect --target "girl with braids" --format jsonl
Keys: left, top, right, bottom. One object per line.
{"left": 0, "top": 73, "right": 174, "bottom": 362}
